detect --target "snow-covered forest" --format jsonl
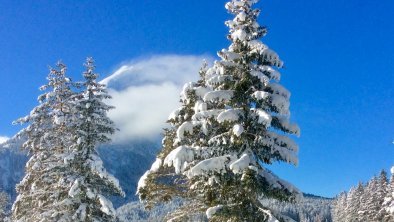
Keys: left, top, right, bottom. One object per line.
{"left": 331, "top": 168, "right": 394, "bottom": 222}
{"left": 0, "top": 0, "right": 393, "bottom": 221}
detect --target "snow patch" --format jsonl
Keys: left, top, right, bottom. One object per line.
{"left": 219, "top": 49, "right": 241, "bottom": 61}
{"left": 261, "top": 208, "right": 280, "bottom": 222}
{"left": 195, "top": 86, "right": 212, "bottom": 98}
{"left": 236, "top": 12, "right": 247, "bottom": 22}
{"left": 176, "top": 122, "right": 198, "bottom": 141}
{"left": 203, "top": 90, "right": 234, "bottom": 102}
{"left": 248, "top": 40, "right": 283, "bottom": 68}
{"left": 271, "top": 94, "right": 290, "bottom": 115}
{"left": 254, "top": 109, "right": 272, "bottom": 126}
{"left": 270, "top": 83, "right": 290, "bottom": 99}
{"left": 232, "top": 124, "right": 244, "bottom": 137}
{"left": 231, "top": 29, "right": 247, "bottom": 41}
{"left": 194, "top": 101, "right": 207, "bottom": 113}
{"left": 187, "top": 155, "right": 236, "bottom": 178}
{"left": 150, "top": 158, "right": 162, "bottom": 172}
{"left": 137, "top": 171, "right": 149, "bottom": 192}
{"left": 253, "top": 91, "right": 269, "bottom": 100}
{"left": 164, "top": 146, "right": 195, "bottom": 174}
{"left": 168, "top": 108, "right": 181, "bottom": 121}
{"left": 217, "top": 109, "right": 241, "bottom": 123}
{"left": 251, "top": 70, "right": 269, "bottom": 85}
{"left": 206, "top": 205, "right": 223, "bottom": 219}
{"left": 230, "top": 154, "right": 250, "bottom": 174}
{"left": 180, "top": 82, "right": 194, "bottom": 100}
{"left": 192, "top": 109, "right": 222, "bottom": 121}
{"left": 99, "top": 195, "right": 116, "bottom": 216}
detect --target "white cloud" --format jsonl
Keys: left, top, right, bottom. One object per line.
{"left": 103, "top": 55, "right": 212, "bottom": 143}
{"left": 0, "top": 136, "right": 9, "bottom": 144}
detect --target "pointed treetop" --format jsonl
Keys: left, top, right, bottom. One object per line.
{"left": 225, "top": 0, "right": 267, "bottom": 43}
{"left": 83, "top": 57, "right": 98, "bottom": 81}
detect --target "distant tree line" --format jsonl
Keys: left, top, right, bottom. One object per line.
{"left": 331, "top": 168, "right": 394, "bottom": 222}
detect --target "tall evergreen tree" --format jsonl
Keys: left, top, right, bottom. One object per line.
{"left": 63, "top": 57, "right": 125, "bottom": 221}
{"left": 345, "top": 182, "right": 364, "bottom": 222}
{"left": 332, "top": 192, "right": 347, "bottom": 222}
{"left": 361, "top": 176, "right": 382, "bottom": 222}
{"left": 12, "top": 62, "right": 77, "bottom": 221}
{"left": 139, "top": 0, "right": 300, "bottom": 221}
{"left": 374, "top": 170, "right": 389, "bottom": 221}
{"left": 382, "top": 166, "right": 394, "bottom": 221}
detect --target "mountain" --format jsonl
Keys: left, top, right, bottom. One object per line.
{"left": 99, "top": 140, "right": 160, "bottom": 206}
{"left": 0, "top": 141, "right": 28, "bottom": 202}
{"left": 0, "top": 140, "right": 334, "bottom": 221}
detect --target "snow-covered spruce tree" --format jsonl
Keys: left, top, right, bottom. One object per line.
{"left": 62, "top": 57, "right": 124, "bottom": 221}
{"left": 382, "top": 166, "right": 394, "bottom": 221}
{"left": 140, "top": 0, "right": 300, "bottom": 221}
{"left": 12, "top": 62, "right": 77, "bottom": 221}
{"left": 361, "top": 176, "right": 386, "bottom": 221}
{"left": 374, "top": 170, "right": 389, "bottom": 221}
{"left": 345, "top": 182, "right": 364, "bottom": 221}
{"left": 331, "top": 192, "right": 347, "bottom": 222}
{"left": 137, "top": 62, "right": 212, "bottom": 219}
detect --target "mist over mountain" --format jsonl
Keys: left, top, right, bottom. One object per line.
{"left": 0, "top": 55, "right": 204, "bottom": 209}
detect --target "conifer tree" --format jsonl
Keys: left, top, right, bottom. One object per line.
{"left": 12, "top": 62, "right": 77, "bottom": 221}
{"left": 139, "top": 0, "right": 300, "bottom": 221}
{"left": 361, "top": 176, "right": 382, "bottom": 221}
{"left": 374, "top": 170, "right": 389, "bottom": 221}
{"left": 332, "top": 192, "right": 347, "bottom": 222}
{"left": 382, "top": 167, "right": 394, "bottom": 221}
{"left": 63, "top": 57, "right": 125, "bottom": 221}
{"left": 345, "top": 182, "right": 364, "bottom": 221}
{"left": 333, "top": 169, "right": 394, "bottom": 221}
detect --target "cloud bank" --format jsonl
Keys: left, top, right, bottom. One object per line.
{"left": 103, "top": 55, "right": 212, "bottom": 143}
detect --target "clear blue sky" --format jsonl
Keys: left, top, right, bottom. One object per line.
{"left": 0, "top": 0, "right": 393, "bottom": 197}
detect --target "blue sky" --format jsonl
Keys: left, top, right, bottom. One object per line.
{"left": 0, "top": 0, "right": 393, "bottom": 197}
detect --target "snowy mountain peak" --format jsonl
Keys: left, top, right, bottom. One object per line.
{"left": 100, "top": 65, "right": 134, "bottom": 88}
{"left": 99, "top": 55, "right": 208, "bottom": 91}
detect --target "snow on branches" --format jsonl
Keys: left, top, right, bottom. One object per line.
{"left": 138, "top": 0, "right": 300, "bottom": 221}
{"left": 11, "top": 58, "right": 124, "bottom": 222}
